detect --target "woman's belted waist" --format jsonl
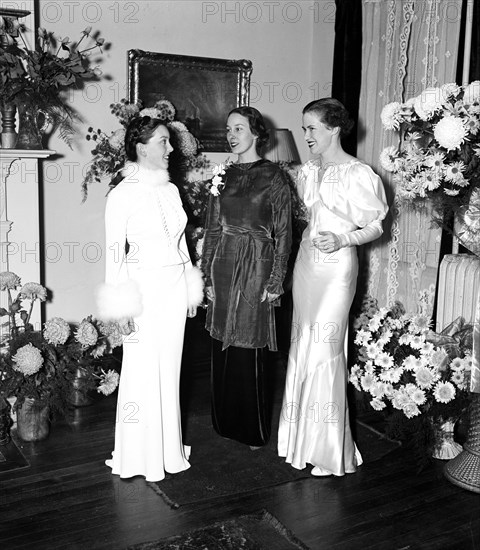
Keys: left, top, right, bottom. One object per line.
{"left": 219, "top": 225, "right": 273, "bottom": 348}
{"left": 222, "top": 224, "right": 272, "bottom": 242}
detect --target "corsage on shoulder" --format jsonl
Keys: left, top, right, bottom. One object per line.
{"left": 210, "top": 159, "right": 231, "bottom": 196}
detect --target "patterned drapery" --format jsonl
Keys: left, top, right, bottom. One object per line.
{"left": 357, "top": 0, "right": 462, "bottom": 315}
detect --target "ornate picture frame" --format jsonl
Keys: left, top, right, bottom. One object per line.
{"left": 128, "top": 50, "right": 252, "bottom": 152}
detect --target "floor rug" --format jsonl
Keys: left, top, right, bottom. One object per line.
{"left": 0, "top": 439, "right": 29, "bottom": 474}
{"left": 148, "top": 413, "right": 400, "bottom": 509}
{"left": 126, "top": 509, "right": 310, "bottom": 549}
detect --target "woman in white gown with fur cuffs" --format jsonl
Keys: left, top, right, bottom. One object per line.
{"left": 97, "top": 114, "right": 203, "bottom": 482}
{"left": 278, "top": 99, "right": 388, "bottom": 477}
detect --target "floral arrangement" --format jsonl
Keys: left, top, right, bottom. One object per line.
{"left": 0, "top": 271, "right": 120, "bottom": 415}
{"left": 0, "top": 24, "right": 105, "bottom": 145}
{"left": 379, "top": 81, "right": 480, "bottom": 251}
{"left": 349, "top": 297, "right": 473, "bottom": 464}
{"left": 81, "top": 98, "right": 208, "bottom": 200}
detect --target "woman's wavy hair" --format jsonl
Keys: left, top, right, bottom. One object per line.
{"left": 227, "top": 106, "right": 269, "bottom": 152}
{"left": 302, "top": 98, "right": 354, "bottom": 138}
{"left": 124, "top": 116, "right": 168, "bottom": 161}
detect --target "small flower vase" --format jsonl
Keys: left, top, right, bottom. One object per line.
{"left": 432, "top": 418, "right": 463, "bottom": 460}
{"left": 67, "top": 366, "right": 94, "bottom": 407}
{"left": 16, "top": 397, "right": 50, "bottom": 442}
{"left": 15, "top": 103, "right": 48, "bottom": 150}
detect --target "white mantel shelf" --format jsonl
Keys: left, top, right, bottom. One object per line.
{"left": 0, "top": 149, "right": 56, "bottom": 159}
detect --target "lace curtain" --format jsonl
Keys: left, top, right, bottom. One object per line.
{"left": 357, "top": 0, "right": 462, "bottom": 315}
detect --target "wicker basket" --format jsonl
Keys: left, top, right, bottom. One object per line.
{"left": 444, "top": 394, "right": 480, "bottom": 493}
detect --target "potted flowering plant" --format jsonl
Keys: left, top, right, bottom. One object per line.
{"left": 0, "top": 24, "right": 105, "bottom": 148}
{"left": 349, "top": 298, "right": 473, "bottom": 466}
{"left": 379, "top": 81, "right": 480, "bottom": 255}
{"left": 0, "top": 271, "right": 120, "bottom": 441}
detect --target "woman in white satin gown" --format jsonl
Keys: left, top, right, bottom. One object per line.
{"left": 97, "top": 115, "right": 203, "bottom": 482}
{"left": 278, "top": 99, "right": 388, "bottom": 476}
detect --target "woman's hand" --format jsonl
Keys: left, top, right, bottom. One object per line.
{"left": 312, "top": 231, "right": 341, "bottom": 253}
{"left": 261, "top": 289, "right": 280, "bottom": 303}
{"left": 187, "top": 305, "right": 197, "bottom": 318}
{"left": 205, "top": 286, "right": 215, "bottom": 301}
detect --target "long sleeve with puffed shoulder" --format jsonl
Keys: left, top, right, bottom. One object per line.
{"left": 333, "top": 162, "right": 388, "bottom": 249}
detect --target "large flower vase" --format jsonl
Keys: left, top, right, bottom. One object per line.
{"left": 432, "top": 418, "right": 462, "bottom": 460}
{"left": 15, "top": 103, "right": 48, "bottom": 150}
{"left": 67, "top": 366, "right": 94, "bottom": 407}
{"left": 16, "top": 397, "right": 50, "bottom": 441}
{"left": 444, "top": 394, "right": 480, "bottom": 493}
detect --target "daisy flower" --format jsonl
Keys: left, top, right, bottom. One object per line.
{"left": 433, "top": 381, "right": 456, "bottom": 403}
{"left": 414, "top": 366, "right": 437, "bottom": 389}
{"left": 444, "top": 161, "right": 466, "bottom": 182}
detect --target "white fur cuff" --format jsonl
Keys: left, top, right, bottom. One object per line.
{"left": 185, "top": 266, "right": 204, "bottom": 308}
{"left": 95, "top": 279, "right": 143, "bottom": 321}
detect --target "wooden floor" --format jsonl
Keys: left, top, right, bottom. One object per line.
{"left": 1, "top": 317, "right": 479, "bottom": 550}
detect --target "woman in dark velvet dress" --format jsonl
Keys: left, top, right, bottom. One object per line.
{"left": 202, "top": 106, "right": 292, "bottom": 448}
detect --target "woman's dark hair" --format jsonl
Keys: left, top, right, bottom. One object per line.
{"left": 227, "top": 106, "right": 269, "bottom": 151}
{"left": 302, "top": 98, "right": 354, "bottom": 138}
{"left": 124, "top": 116, "right": 168, "bottom": 161}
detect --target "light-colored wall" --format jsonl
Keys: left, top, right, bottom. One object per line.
{"left": 30, "top": 0, "right": 334, "bottom": 321}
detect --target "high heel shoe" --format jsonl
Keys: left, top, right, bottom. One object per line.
{"left": 311, "top": 466, "right": 332, "bottom": 476}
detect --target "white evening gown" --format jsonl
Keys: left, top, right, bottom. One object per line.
{"left": 101, "top": 163, "right": 192, "bottom": 482}
{"left": 278, "top": 160, "right": 388, "bottom": 475}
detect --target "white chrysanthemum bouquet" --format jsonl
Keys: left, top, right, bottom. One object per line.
{"left": 0, "top": 271, "right": 121, "bottom": 414}
{"left": 350, "top": 301, "right": 473, "bottom": 422}
{"left": 379, "top": 82, "right": 480, "bottom": 251}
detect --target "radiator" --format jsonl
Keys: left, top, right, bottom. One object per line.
{"left": 436, "top": 254, "right": 480, "bottom": 332}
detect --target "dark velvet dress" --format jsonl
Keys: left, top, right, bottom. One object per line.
{"left": 202, "top": 159, "right": 292, "bottom": 446}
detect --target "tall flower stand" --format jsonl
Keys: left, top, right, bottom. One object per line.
{"left": 444, "top": 394, "right": 480, "bottom": 493}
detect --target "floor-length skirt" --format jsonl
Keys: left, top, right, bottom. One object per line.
{"left": 106, "top": 265, "right": 191, "bottom": 482}
{"left": 211, "top": 339, "right": 271, "bottom": 446}
{"left": 278, "top": 245, "right": 363, "bottom": 475}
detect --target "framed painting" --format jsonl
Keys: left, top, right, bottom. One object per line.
{"left": 128, "top": 50, "right": 252, "bottom": 152}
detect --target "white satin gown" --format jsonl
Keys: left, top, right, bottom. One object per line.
{"left": 103, "top": 163, "right": 191, "bottom": 482}
{"left": 278, "top": 159, "right": 388, "bottom": 475}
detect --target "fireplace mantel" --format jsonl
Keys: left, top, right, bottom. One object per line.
{"left": 0, "top": 149, "right": 55, "bottom": 332}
